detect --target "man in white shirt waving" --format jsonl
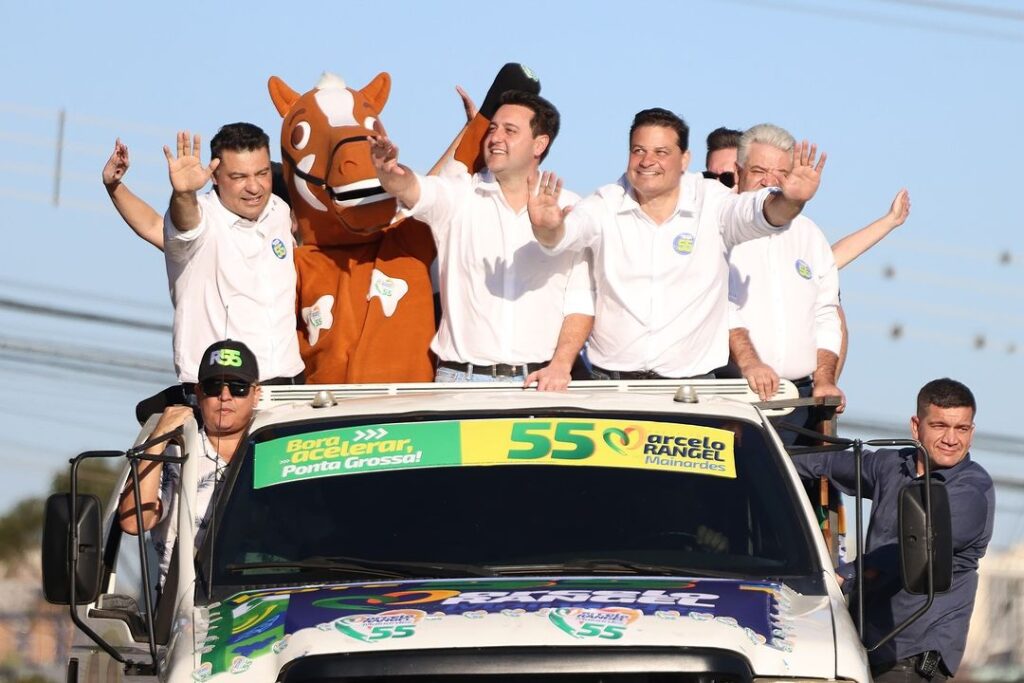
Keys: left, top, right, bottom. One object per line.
{"left": 163, "top": 123, "right": 305, "bottom": 388}
{"left": 529, "top": 108, "right": 825, "bottom": 380}
{"left": 370, "top": 91, "right": 593, "bottom": 390}
{"left": 727, "top": 123, "right": 844, "bottom": 443}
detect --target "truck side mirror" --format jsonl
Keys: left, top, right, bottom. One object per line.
{"left": 898, "top": 479, "right": 952, "bottom": 595}
{"left": 42, "top": 493, "right": 104, "bottom": 605}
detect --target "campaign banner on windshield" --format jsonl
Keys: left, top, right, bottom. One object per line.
{"left": 252, "top": 421, "right": 461, "bottom": 488}
{"left": 253, "top": 418, "right": 735, "bottom": 488}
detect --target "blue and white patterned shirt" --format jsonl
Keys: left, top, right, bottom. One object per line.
{"left": 151, "top": 431, "right": 226, "bottom": 584}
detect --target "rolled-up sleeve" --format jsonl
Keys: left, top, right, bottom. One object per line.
{"left": 406, "top": 173, "right": 459, "bottom": 242}
{"left": 163, "top": 206, "right": 209, "bottom": 264}
{"left": 562, "top": 248, "right": 596, "bottom": 316}
{"left": 727, "top": 261, "right": 749, "bottom": 331}
{"left": 539, "top": 195, "right": 600, "bottom": 257}
{"left": 719, "top": 187, "right": 788, "bottom": 250}
{"left": 814, "top": 247, "right": 843, "bottom": 355}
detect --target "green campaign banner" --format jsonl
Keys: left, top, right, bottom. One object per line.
{"left": 252, "top": 421, "right": 461, "bottom": 488}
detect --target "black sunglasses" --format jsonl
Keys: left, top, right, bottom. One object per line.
{"left": 200, "top": 379, "right": 253, "bottom": 398}
{"left": 702, "top": 170, "right": 736, "bottom": 189}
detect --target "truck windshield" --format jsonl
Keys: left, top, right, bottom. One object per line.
{"left": 206, "top": 411, "right": 818, "bottom": 589}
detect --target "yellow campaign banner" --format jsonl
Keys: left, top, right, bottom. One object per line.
{"left": 460, "top": 418, "right": 736, "bottom": 479}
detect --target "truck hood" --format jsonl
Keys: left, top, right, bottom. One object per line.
{"left": 187, "top": 577, "right": 835, "bottom": 681}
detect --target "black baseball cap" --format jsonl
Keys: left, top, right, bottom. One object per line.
{"left": 197, "top": 340, "right": 259, "bottom": 384}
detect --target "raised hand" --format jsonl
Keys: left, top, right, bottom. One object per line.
{"left": 779, "top": 140, "right": 826, "bottom": 205}
{"left": 527, "top": 171, "right": 571, "bottom": 234}
{"left": 888, "top": 188, "right": 910, "bottom": 226}
{"left": 456, "top": 85, "right": 477, "bottom": 124}
{"left": 163, "top": 131, "right": 219, "bottom": 194}
{"left": 102, "top": 138, "right": 130, "bottom": 186}
{"left": 153, "top": 404, "right": 195, "bottom": 442}
{"left": 369, "top": 119, "right": 405, "bottom": 177}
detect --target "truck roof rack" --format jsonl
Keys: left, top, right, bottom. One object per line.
{"left": 257, "top": 378, "right": 798, "bottom": 413}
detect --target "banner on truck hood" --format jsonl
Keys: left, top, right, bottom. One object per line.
{"left": 195, "top": 577, "right": 786, "bottom": 679}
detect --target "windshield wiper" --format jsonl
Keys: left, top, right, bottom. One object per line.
{"left": 488, "top": 558, "right": 752, "bottom": 579}
{"left": 225, "top": 555, "right": 492, "bottom": 579}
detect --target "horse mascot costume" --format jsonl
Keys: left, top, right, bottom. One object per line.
{"left": 268, "top": 64, "right": 539, "bottom": 383}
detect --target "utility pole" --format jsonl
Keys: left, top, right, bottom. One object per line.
{"left": 52, "top": 107, "right": 66, "bottom": 207}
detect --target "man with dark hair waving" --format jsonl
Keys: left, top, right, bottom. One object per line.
{"left": 371, "top": 90, "right": 593, "bottom": 390}
{"left": 163, "top": 123, "right": 305, "bottom": 389}
{"left": 793, "top": 378, "right": 994, "bottom": 682}
{"left": 529, "top": 107, "right": 825, "bottom": 380}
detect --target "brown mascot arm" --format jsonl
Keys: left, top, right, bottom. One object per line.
{"left": 426, "top": 87, "right": 477, "bottom": 177}
{"left": 452, "top": 63, "right": 542, "bottom": 175}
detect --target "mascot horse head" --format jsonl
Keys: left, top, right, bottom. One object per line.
{"left": 269, "top": 72, "right": 398, "bottom": 246}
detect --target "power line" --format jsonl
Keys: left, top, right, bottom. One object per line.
{"left": 872, "top": 0, "right": 1024, "bottom": 22}
{"left": 873, "top": 239, "right": 1020, "bottom": 268}
{"left": 0, "top": 277, "right": 166, "bottom": 313}
{"left": 0, "top": 296, "right": 170, "bottom": 333}
{"left": 850, "top": 323, "right": 1020, "bottom": 357}
{"left": 0, "top": 356, "right": 170, "bottom": 396}
{"left": 843, "top": 293, "right": 1024, "bottom": 328}
{"left": 876, "top": 266, "right": 1018, "bottom": 299}
{"left": 0, "top": 101, "right": 176, "bottom": 138}
{"left": 718, "top": 0, "right": 1024, "bottom": 43}
{"left": 0, "top": 336, "right": 173, "bottom": 375}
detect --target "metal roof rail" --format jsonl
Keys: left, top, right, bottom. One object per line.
{"left": 257, "top": 379, "right": 798, "bottom": 412}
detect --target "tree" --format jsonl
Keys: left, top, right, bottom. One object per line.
{"left": 0, "top": 458, "right": 121, "bottom": 564}
{"left": 0, "top": 498, "right": 45, "bottom": 564}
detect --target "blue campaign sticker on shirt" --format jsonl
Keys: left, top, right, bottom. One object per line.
{"left": 271, "top": 238, "right": 288, "bottom": 259}
{"left": 673, "top": 233, "right": 695, "bottom": 255}
{"left": 794, "top": 259, "right": 812, "bottom": 279}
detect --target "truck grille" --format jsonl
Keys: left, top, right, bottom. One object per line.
{"left": 280, "top": 647, "right": 751, "bottom": 683}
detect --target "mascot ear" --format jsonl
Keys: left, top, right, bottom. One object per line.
{"left": 360, "top": 73, "right": 392, "bottom": 113}
{"left": 268, "top": 76, "right": 300, "bottom": 117}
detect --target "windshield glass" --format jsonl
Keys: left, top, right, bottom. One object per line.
{"left": 207, "top": 411, "right": 818, "bottom": 589}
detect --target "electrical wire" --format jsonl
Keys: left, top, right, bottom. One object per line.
{"left": 871, "top": 0, "right": 1024, "bottom": 22}
{"left": 0, "top": 297, "right": 170, "bottom": 333}
{"left": 717, "top": 0, "right": 1024, "bottom": 43}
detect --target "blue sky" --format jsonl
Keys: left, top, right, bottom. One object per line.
{"left": 0, "top": 1, "right": 1021, "bottom": 542}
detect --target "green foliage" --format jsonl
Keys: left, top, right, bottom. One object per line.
{"left": 49, "top": 457, "right": 122, "bottom": 501}
{"left": 11, "top": 674, "right": 54, "bottom": 683}
{"left": 0, "top": 497, "right": 46, "bottom": 563}
{"left": 0, "top": 457, "right": 122, "bottom": 562}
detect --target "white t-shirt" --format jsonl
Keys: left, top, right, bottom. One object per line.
{"left": 728, "top": 214, "right": 842, "bottom": 379}
{"left": 545, "top": 172, "right": 785, "bottom": 377}
{"left": 151, "top": 432, "right": 225, "bottom": 584}
{"left": 408, "top": 166, "right": 594, "bottom": 365}
{"left": 164, "top": 190, "right": 304, "bottom": 383}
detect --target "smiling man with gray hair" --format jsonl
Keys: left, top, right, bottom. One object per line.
{"left": 727, "top": 123, "right": 843, "bottom": 444}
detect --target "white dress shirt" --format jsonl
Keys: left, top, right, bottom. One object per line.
{"left": 546, "top": 172, "right": 784, "bottom": 377}
{"left": 408, "top": 166, "right": 594, "bottom": 365}
{"left": 728, "top": 214, "right": 841, "bottom": 379}
{"left": 164, "top": 191, "right": 304, "bottom": 383}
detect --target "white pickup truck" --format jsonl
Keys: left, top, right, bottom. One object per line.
{"left": 41, "top": 380, "right": 949, "bottom": 683}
